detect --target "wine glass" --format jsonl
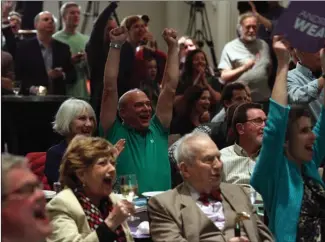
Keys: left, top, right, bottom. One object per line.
{"left": 12, "top": 81, "right": 21, "bottom": 95}
{"left": 119, "top": 174, "right": 139, "bottom": 221}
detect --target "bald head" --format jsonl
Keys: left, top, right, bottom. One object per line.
{"left": 118, "top": 89, "right": 152, "bottom": 130}
{"left": 118, "top": 88, "right": 146, "bottom": 110}
{"left": 34, "top": 11, "right": 52, "bottom": 25}
{"left": 34, "top": 11, "right": 55, "bottom": 34}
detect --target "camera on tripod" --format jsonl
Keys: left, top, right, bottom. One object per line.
{"left": 185, "top": 1, "right": 218, "bottom": 70}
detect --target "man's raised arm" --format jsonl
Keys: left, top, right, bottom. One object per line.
{"left": 156, "top": 28, "right": 179, "bottom": 129}
{"left": 100, "top": 27, "right": 128, "bottom": 134}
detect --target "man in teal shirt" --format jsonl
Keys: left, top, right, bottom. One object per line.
{"left": 53, "top": 2, "right": 89, "bottom": 99}
{"left": 99, "top": 26, "right": 179, "bottom": 193}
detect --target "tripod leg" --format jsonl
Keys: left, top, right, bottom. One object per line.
{"left": 186, "top": 5, "right": 196, "bottom": 37}
{"left": 58, "top": 1, "right": 63, "bottom": 30}
{"left": 201, "top": 6, "right": 218, "bottom": 69}
{"left": 81, "top": 1, "right": 93, "bottom": 34}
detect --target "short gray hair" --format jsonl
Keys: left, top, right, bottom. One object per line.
{"left": 34, "top": 11, "right": 51, "bottom": 25}
{"left": 60, "top": 2, "right": 81, "bottom": 18}
{"left": 175, "top": 131, "right": 211, "bottom": 165}
{"left": 2, "top": 154, "right": 28, "bottom": 197}
{"left": 238, "top": 12, "right": 257, "bottom": 26}
{"left": 52, "top": 98, "right": 96, "bottom": 136}
{"left": 8, "top": 11, "right": 22, "bottom": 22}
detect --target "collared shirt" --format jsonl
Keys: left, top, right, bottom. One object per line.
{"left": 220, "top": 144, "right": 262, "bottom": 202}
{"left": 221, "top": 143, "right": 257, "bottom": 185}
{"left": 37, "top": 38, "right": 53, "bottom": 72}
{"left": 188, "top": 185, "right": 226, "bottom": 230}
{"left": 99, "top": 115, "right": 171, "bottom": 194}
{"left": 287, "top": 62, "right": 324, "bottom": 121}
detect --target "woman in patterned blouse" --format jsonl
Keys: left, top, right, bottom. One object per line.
{"left": 46, "top": 136, "right": 134, "bottom": 242}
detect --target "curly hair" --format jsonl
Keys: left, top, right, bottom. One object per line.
{"left": 59, "top": 136, "right": 115, "bottom": 189}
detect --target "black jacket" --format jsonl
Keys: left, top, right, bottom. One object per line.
{"left": 15, "top": 37, "right": 76, "bottom": 95}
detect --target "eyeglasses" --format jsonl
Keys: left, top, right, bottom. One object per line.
{"left": 246, "top": 117, "right": 267, "bottom": 127}
{"left": 2, "top": 181, "right": 43, "bottom": 200}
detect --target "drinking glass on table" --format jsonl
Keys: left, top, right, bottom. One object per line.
{"left": 119, "top": 174, "right": 139, "bottom": 221}
{"left": 12, "top": 80, "right": 21, "bottom": 95}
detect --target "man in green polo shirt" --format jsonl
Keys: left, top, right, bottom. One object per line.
{"left": 99, "top": 26, "right": 179, "bottom": 193}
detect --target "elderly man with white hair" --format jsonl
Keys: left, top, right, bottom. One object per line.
{"left": 44, "top": 98, "right": 96, "bottom": 188}
{"left": 219, "top": 12, "right": 271, "bottom": 104}
{"left": 148, "top": 131, "right": 274, "bottom": 242}
{"left": 99, "top": 26, "right": 179, "bottom": 193}
{"left": 2, "top": 154, "right": 52, "bottom": 242}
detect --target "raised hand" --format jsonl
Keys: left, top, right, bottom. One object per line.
{"left": 113, "top": 139, "right": 126, "bottom": 159}
{"left": 248, "top": 1, "right": 257, "bottom": 14}
{"left": 320, "top": 48, "right": 325, "bottom": 72}
{"left": 2, "top": 1, "right": 13, "bottom": 19}
{"left": 273, "top": 35, "right": 291, "bottom": 64}
{"left": 109, "top": 26, "right": 128, "bottom": 45}
{"left": 162, "top": 28, "right": 177, "bottom": 48}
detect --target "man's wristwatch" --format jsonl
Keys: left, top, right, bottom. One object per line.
{"left": 109, "top": 42, "right": 123, "bottom": 49}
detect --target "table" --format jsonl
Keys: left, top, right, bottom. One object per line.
{"left": 2, "top": 95, "right": 70, "bottom": 155}
{"left": 128, "top": 210, "right": 152, "bottom": 242}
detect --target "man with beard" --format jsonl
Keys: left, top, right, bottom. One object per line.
{"left": 99, "top": 26, "right": 179, "bottom": 193}
{"left": 53, "top": 2, "right": 90, "bottom": 99}
{"left": 219, "top": 12, "right": 271, "bottom": 105}
{"left": 2, "top": 154, "right": 52, "bottom": 242}
{"left": 220, "top": 103, "right": 266, "bottom": 191}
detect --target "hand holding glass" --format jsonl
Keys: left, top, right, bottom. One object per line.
{"left": 119, "top": 174, "right": 139, "bottom": 221}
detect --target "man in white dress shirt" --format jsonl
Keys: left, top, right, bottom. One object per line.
{"left": 148, "top": 132, "right": 273, "bottom": 242}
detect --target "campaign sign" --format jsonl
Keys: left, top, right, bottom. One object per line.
{"left": 273, "top": 1, "right": 325, "bottom": 53}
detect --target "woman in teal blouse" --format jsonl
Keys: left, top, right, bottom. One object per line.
{"left": 251, "top": 36, "right": 325, "bottom": 242}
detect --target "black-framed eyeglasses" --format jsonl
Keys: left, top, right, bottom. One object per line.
{"left": 246, "top": 117, "right": 267, "bottom": 127}
{"left": 2, "top": 181, "right": 43, "bottom": 200}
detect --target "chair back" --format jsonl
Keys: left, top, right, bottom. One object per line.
{"left": 26, "top": 152, "right": 51, "bottom": 190}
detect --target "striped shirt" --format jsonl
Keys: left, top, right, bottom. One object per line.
{"left": 220, "top": 143, "right": 257, "bottom": 186}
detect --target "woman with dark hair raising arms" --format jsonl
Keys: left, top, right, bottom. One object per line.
{"left": 251, "top": 37, "right": 325, "bottom": 241}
